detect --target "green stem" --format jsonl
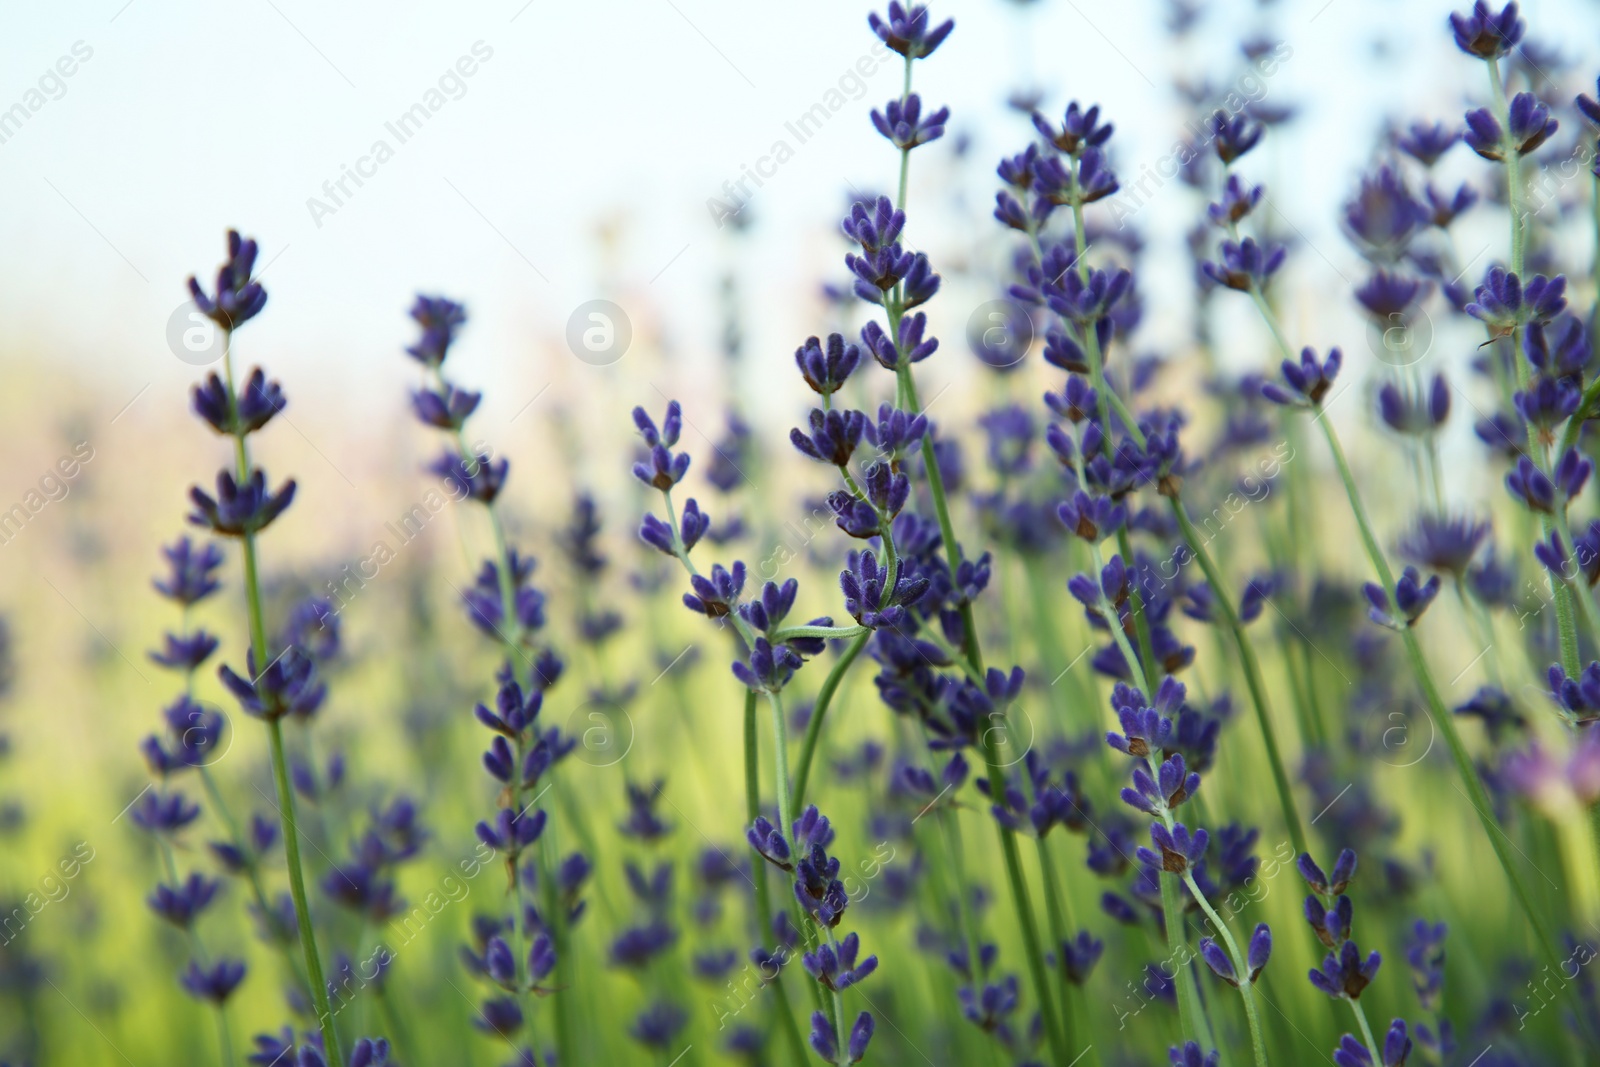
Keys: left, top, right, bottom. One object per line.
{"left": 1349, "top": 997, "right": 1381, "bottom": 1063}
{"left": 892, "top": 44, "right": 1067, "bottom": 1065}
{"left": 1023, "top": 555, "right": 1095, "bottom": 718}
{"left": 1132, "top": 732, "right": 1221, "bottom": 1056}
{"left": 506, "top": 735, "right": 537, "bottom": 1042}
{"left": 978, "top": 732, "right": 1073, "bottom": 1066}
{"left": 745, "top": 688, "right": 762, "bottom": 829}
{"left": 823, "top": 927, "right": 852, "bottom": 1067}
{"left": 268, "top": 717, "right": 342, "bottom": 1063}
{"left": 1235, "top": 220, "right": 1574, "bottom": 966}
{"left": 745, "top": 690, "right": 809, "bottom": 1067}
{"left": 764, "top": 690, "right": 796, "bottom": 855}
{"left": 1183, "top": 872, "right": 1268, "bottom": 1067}
{"left": 1117, "top": 526, "right": 1161, "bottom": 691}
{"left": 1317, "top": 414, "right": 1566, "bottom": 973}
{"left": 1158, "top": 869, "right": 1211, "bottom": 1053}
{"left": 771, "top": 624, "right": 867, "bottom": 643}
{"left": 376, "top": 984, "right": 417, "bottom": 1067}
{"left": 1485, "top": 57, "right": 1523, "bottom": 276}
{"left": 790, "top": 630, "right": 871, "bottom": 813}
{"left": 429, "top": 359, "right": 580, "bottom": 1059}
{"left": 158, "top": 842, "right": 235, "bottom": 1066}
{"left": 895, "top": 55, "right": 912, "bottom": 209}
{"left": 1170, "top": 498, "right": 1309, "bottom": 857}
{"left": 898, "top": 366, "right": 982, "bottom": 677}
{"left": 1061, "top": 161, "right": 1164, "bottom": 698}
{"left": 220, "top": 334, "right": 342, "bottom": 1066}
{"left": 1031, "top": 835, "right": 1084, "bottom": 1063}
{"left": 662, "top": 490, "right": 813, "bottom": 1056}
{"left": 198, "top": 764, "right": 310, "bottom": 993}
{"left": 1486, "top": 56, "right": 1588, "bottom": 678}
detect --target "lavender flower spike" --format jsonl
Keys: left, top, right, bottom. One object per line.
{"left": 1449, "top": 1, "right": 1523, "bottom": 58}
{"left": 1262, "top": 347, "right": 1342, "bottom": 407}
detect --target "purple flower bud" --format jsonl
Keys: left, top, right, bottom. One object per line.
{"left": 1449, "top": 1, "right": 1523, "bottom": 58}
{"left": 404, "top": 294, "right": 466, "bottom": 366}
{"left": 1169, "top": 1042, "right": 1221, "bottom": 1067}
{"left": 1247, "top": 922, "right": 1272, "bottom": 981}
{"left": 179, "top": 958, "right": 247, "bottom": 1004}
{"left": 1033, "top": 100, "right": 1113, "bottom": 154}
{"left": 868, "top": 2, "right": 954, "bottom": 59}
{"left": 795, "top": 333, "right": 863, "bottom": 395}
{"left": 1397, "top": 121, "right": 1461, "bottom": 166}
{"left": 187, "top": 230, "right": 267, "bottom": 330}
{"left": 871, "top": 92, "right": 949, "bottom": 150}
{"left": 1199, "top": 937, "right": 1237, "bottom": 985}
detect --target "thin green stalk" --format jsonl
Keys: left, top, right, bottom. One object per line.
{"left": 1276, "top": 630, "right": 1321, "bottom": 750}
{"left": 1592, "top": 174, "right": 1600, "bottom": 361}
{"left": 662, "top": 491, "right": 812, "bottom": 1060}
{"left": 978, "top": 732, "right": 1074, "bottom": 1066}
{"left": 1170, "top": 499, "right": 1309, "bottom": 858}
{"left": 1454, "top": 578, "right": 1507, "bottom": 688}
{"left": 1033, "top": 838, "right": 1102, "bottom": 1067}
{"left": 1485, "top": 57, "right": 1522, "bottom": 275}
{"left": 157, "top": 842, "right": 234, "bottom": 1066}
{"left": 1485, "top": 55, "right": 1588, "bottom": 676}
{"left": 892, "top": 46, "right": 1069, "bottom": 1065}
{"left": 426, "top": 358, "right": 580, "bottom": 1062}
{"left": 764, "top": 690, "right": 796, "bottom": 860}
{"left": 268, "top": 717, "right": 342, "bottom": 1062}
{"left": 908, "top": 718, "right": 992, "bottom": 1011}
{"left": 198, "top": 764, "right": 310, "bottom": 994}
{"left": 221, "top": 332, "right": 342, "bottom": 1066}
{"left": 216, "top": 1003, "right": 234, "bottom": 1066}
{"left": 895, "top": 55, "right": 912, "bottom": 209}
{"left": 1117, "top": 526, "right": 1161, "bottom": 692}
{"left": 1018, "top": 767, "right": 1101, "bottom": 1067}
{"left": 1348, "top": 997, "right": 1381, "bottom": 1064}
{"left": 1158, "top": 867, "right": 1212, "bottom": 1052}
{"left": 745, "top": 688, "right": 762, "bottom": 829}
{"left": 897, "top": 364, "right": 982, "bottom": 677}
{"left": 772, "top": 624, "right": 867, "bottom": 643}
{"left": 823, "top": 926, "right": 852, "bottom": 1067}
{"left": 1127, "top": 731, "right": 1221, "bottom": 1056}
{"left": 1590, "top": 804, "right": 1600, "bottom": 922}
{"left": 505, "top": 734, "right": 539, "bottom": 1046}
{"left": 884, "top": 42, "right": 980, "bottom": 685}
{"left": 1317, "top": 414, "right": 1566, "bottom": 973}
{"left": 1058, "top": 161, "right": 1164, "bottom": 696}
{"left": 1023, "top": 556, "right": 1095, "bottom": 721}
{"left": 375, "top": 979, "right": 417, "bottom": 1066}
{"left": 745, "top": 691, "right": 809, "bottom": 1067}
{"left": 790, "top": 630, "right": 871, "bottom": 813}
{"left": 941, "top": 811, "right": 988, "bottom": 1000}
{"left": 1236, "top": 197, "right": 1580, "bottom": 944}
{"left": 1182, "top": 871, "right": 1267, "bottom": 1067}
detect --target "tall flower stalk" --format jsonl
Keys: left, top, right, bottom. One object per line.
{"left": 633, "top": 400, "right": 873, "bottom": 1062}
{"left": 847, "top": 7, "right": 1075, "bottom": 1063}
{"left": 400, "top": 294, "right": 580, "bottom": 1065}
{"left": 139, "top": 536, "right": 251, "bottom": 1063}
{"left": 182, "top": 231, "right": 343, "bottom": 1062}
{"left": 1243, "top": 235, "right": 1567, "bottom": 973}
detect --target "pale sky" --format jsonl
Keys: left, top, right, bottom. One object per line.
{"left": 0, "top": 0, "right": 1595, "bottom": 434}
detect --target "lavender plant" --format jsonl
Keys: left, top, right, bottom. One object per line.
{"left": 180, "top": 232, "right": 346, "bottom": 1062}
{"left": 400, "top": 295, "right": 583, "bottom": 1066}
{"left": 79, "top": 3, "right": 1600, "bottom": 1066}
